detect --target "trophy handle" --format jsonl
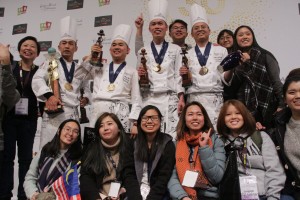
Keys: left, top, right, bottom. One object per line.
{"left": 90, "top": 29, "right": 105, "bottom": 67}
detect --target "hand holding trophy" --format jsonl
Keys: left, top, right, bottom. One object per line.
{"left": 180, "top": 45, "right": 192, "bottom": 88}
{"left": 45, "top": 47, "right": 64, "bottom": 114}
{"left": 138, "top": 48, "right": 150, "bottom": 88}
{"left": 90, "top": 29, "right": 105, "bottom": 67}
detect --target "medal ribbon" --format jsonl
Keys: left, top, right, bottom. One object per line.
{"left": 109, "top": 61, "right": 126, "bottom": 84}
{"left": 195, "top": 42, "right": 211, "bottom": 67}
{"left": 60, "top": 57, "right": 75, "bottom": 83}
{"left": 151, "top": 40, "right": 169, "bottom": 65}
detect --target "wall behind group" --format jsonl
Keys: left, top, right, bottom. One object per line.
{"left": 1, "top": 0, "right": 300, "bottom": 80}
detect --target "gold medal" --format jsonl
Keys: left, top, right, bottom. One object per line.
{"left": 153, "top": 64, "right": 161, "bottom": 72}
{"left": 64, "top": 82, "right": 73, "bottom": 91}
{"left": 199, "top": 66, "right": 208, "bottom": 75}
{"left": 107, "top": 83, "right": 115, "bottom": 91}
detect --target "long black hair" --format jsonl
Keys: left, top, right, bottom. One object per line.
{"left": 81, "top": 112, "right": 127, "bottom": 184}
{"left": 136, "top": 105, "right": 164, "bottom": 162}
{"left": 39, "top": 119, "right": 82, "bottom": 166}
{"left": 233, "top": 25, "right": 277, "bottom": 61}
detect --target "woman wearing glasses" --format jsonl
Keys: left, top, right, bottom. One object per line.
{"left": 168, "top": 101, "right": 226, "bottom": 200}
{"left": 123, "top": 105, "right": 175, "bottom": 200}
{"left": 24, "top": 119, "right": 82, "bottom": 200}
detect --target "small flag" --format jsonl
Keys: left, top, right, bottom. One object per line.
{"left": 52, "top": 163, "right": 81, "bottom": 200}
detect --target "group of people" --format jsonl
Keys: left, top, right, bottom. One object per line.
{"left": 0, "top": 0, "right": 299, "bottom": 199}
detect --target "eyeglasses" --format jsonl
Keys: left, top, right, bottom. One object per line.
{"left": 219, "top": 36, "right": 232, "bottom": 41}
{"left": 63, "top": 126, "right": 79, "bottom": 135}
{"left": 141, "top": 115, "right": 160, "bottom": 122}
{"left": 172, "top": 26, "right": 186, "bottom": 31}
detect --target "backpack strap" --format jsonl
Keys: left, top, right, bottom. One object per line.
{"left": 250, "top": 131, "right": 262, "bottom": 151}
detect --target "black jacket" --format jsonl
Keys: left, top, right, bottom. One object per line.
{"left": 270, "top": 107, "right": 300, "bottom": 195}
{"left": 123, "top": 133, "right": 175, "bottom": 200}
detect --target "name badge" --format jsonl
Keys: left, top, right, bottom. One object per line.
{"left": 182, "top": 170, "right": 198, "bottom": 187}
{"left": 108, "top": 182, "right": 121, "bottom": 198}
{"left": 239, "top": 175, "right": 259, "bottom": 200}
{"left": 15, "top": 98, "right": 29, "bottom": 115}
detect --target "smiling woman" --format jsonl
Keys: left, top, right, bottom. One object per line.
{"left": 80, "top": 112, "right": 127, "bottom": 200}
{"left": 123, "top": 105, "right": 176, "bottom": 200}
{"left": 23, "top": 119, "right": 82, "bottom": 200}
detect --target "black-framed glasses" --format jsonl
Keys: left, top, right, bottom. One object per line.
{"left": 141, "top": 115, "right": 160, "bottom": 122}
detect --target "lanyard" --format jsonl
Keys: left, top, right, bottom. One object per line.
{"left": 195, "top": 42, "right": 211, "bottom": 67}
{"left": 151, "top": 40, "right": 169, "bottom": 65}
{"left": 188, "top": 145, "right": 198, "bottom": 170}
{"left": 60, "top": 57, "right": 75, "bottom": 83}
{"left": 106, "top": 151, "right": 118, "bottom": 181}
{"left": 109, "top": 62, "right": 126, "bottom": 84}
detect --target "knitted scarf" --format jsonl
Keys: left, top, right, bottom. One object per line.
{"left": 176, "top": 132, "right": 213, "bottom": 200}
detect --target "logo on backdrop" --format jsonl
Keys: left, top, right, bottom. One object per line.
{"left": 38, "top": 41, "right": 52, "bottom": 51}
{"left": 40, "top": 3, "right": 56, "bottom": 11}
{"left": 98, "top": 0, "right": 110, "bottom": 7}
{"left": 17, "top": 5, "right": 27, "bottom": 15}
{"left": 67, "top": 0, "right": 84, "bottom": 10}
{"left": 94, "top": 15, "right": 112, "bottom": 27}
{"left": 0, "top": 8, "right": 4, "bottom": 17}
{"left": 12, "top": 24, "right": 27, "bottom": 35}
{"left": 40, "top": 21, "right": 52, "bottom": 31}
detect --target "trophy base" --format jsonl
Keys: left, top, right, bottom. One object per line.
{"left": 90, "top": 60, "right": 103, "bottom": 67}
{"left": 80, "top": 118, "right": 89, "bottom": 124}
{"left": 182, "top": 81, "right": 192, "bottom": 88}
{"left": 139, "top": 83, "right": 151, "bottom": 89}
{"left": 44, "top": 105, "right": 64, "bottom": 115}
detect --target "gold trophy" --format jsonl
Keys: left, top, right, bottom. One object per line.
{"left": 181, "top": 45, "right": 192, "bottom": 88}
{"left": 90, "top": 29, "right": 105, "bottom": 67}
{"left": 139, "top": 48, "right": 150, "bottom": 88}
{"left": 79, "top": 88, "right": 89, "bottom": 124}
{"left": 44, "top": 48, "right": 64, "bottom": 114}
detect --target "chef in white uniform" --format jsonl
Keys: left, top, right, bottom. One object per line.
{"left": 180, "top": 4, "right": 229, "bottom": 126}
{"left": 79, "top": 24, "right": 142, "bottom": 132}
{"left": 32, "top": 16, "right": 89, "bottom": 148}
{"left": 136, "top": 0, "right": 185, "bottom": 139}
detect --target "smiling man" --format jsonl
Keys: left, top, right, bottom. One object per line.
{"left": 79, "top": 24, "right": 142, "bottom": 133}
{"left": 32, "top": 16, "right": 89, "bottom": 148}
{"left": 136, "top": 0, "right": 185, "bottom": 139}
{"left": 179, "top": 3, "right": 229, "bottom": 127}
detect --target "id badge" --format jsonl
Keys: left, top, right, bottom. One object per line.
{"left": 15, "top": 98, "right": 29, "bottom": 115}
{"left": 108, "top": 182, "right": 121, "bottom": 198}
{"left": 182, "top": 170, "right": 198, "bottom": 187}
{"left": 239, "top": 175, "right": 259, "bottom": 200}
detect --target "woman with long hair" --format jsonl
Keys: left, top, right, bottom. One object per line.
{"left": 271, "top": 74, "right": 300, "bottom": 200}
{"left": 217, "top": 99, "right": 285, "bottom": 200}
{"left": 168, "top": 101, "right": 226, "bottom": 200}
{"left": 123, "top": 105, "right": 175, "bottom": 200}
{"left": 226, "top": 25, "right": 284, "bottom": 130}
{"left": 24, "top": 119, "right": 82, "bottom": 200}
{"left": 80, "top": 112, "right": 127, "bottom": 200}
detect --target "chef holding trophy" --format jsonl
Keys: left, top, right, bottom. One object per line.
{"left": 79, "top": 24, "right": 142, "bottom": 133}
{"left": 32, "top": 16, "right": 89, "bottom": 148}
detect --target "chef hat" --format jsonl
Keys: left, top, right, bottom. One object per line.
{"left": 60, "top": 16, "right": 77, "bottom": 42}
{"left": 148, "top": 0, "right": 168, "bottom": 22}
{"left": 190, "top": 3, "right": 208, "bottom": 27}
{"left": 111, "top": 24, "right": 132, "bottom": 45}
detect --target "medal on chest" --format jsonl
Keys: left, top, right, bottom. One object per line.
{"left": 64, "top": 82, "right": 73, "bottom": 91}
{"left": 199, "top": 66, "right": 208, "bottom": 75}
{"left": 107, "top": 83, "right": 116, "bottom": 91}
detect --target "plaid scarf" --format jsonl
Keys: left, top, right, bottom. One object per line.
{"left": 37, "top": 151, "right": 72, "bottom": 192}
{"left": 235, "top": 47, "right": 273, "bottom": 121}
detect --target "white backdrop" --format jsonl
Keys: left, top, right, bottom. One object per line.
{"left": 1, "top": 0, "right": 300, "bottom": 80}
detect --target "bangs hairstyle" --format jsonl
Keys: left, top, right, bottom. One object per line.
{"left": 217, "top": 100, "right": 256, "bottom": 137}
{"left": 18, "top": 36, "right": 41, "bottom": 56}
{"left": 94, "top": 112, "right": 125, "bottom": 138}
{"left": 136, "top": 105, "right": 163, "bottom": 162}
{"left": 217, "top": 29, "right": 233, "bottom": 44}
{"left": 282, "top": 75, "right": 300, "bottom": 98}
{"left": 39, "top": 119, "right": 82, "bottom": 166}
{"left": 176, "top": 101, "right": 214, "bottom": 140}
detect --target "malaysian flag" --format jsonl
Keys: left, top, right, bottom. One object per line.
{"left": 52, "top": 163, "right": 81, "bottom": 200}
